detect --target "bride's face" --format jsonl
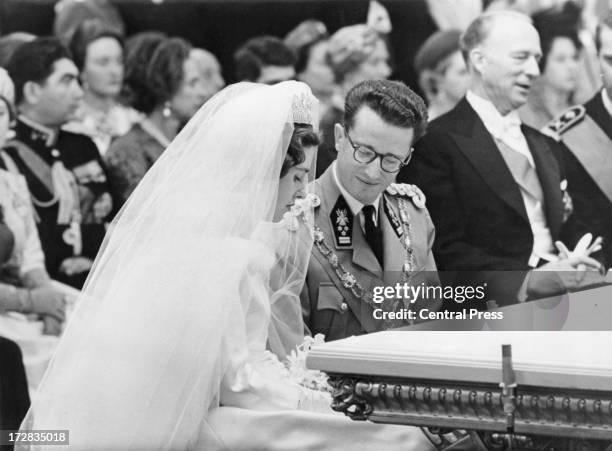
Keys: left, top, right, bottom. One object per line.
{"left": 273, "top": 146, "right": 316, "bottom": 222}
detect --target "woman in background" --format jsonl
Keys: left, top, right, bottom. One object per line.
{"left": 520, "top": 13, "right": 581, "bottom": 129}
{"left": 64, "top": 20, "right": 138, "bottom": 155}
{"left": 105, "top": 36, "right": 209, "bottom": 207}
{"left": 190, "top": 47, "right": 226, "bottom": 105}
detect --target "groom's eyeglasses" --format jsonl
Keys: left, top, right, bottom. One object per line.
{"left": 344, "top": 126, "right": 413, "bottom": 173}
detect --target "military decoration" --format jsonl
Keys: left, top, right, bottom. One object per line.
{"left": 62, "top": 219, "right": 83, "bottom": 255}
{"left": 383, "top": 197, "right": 403, "bottom": 238}
{"left": 397, "top": 198, "right": 415, "bottom": 276}
{"left": 330, "top": 196, "right": 353, "bottom": 248}
{"left": 560, "top": 179, "right": 573, "bottom": 223}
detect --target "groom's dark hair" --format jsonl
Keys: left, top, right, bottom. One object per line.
{"left": 280, "top": 123, "right": 319, "bottom": 178}
{"left": 343, "top": 79, "right": 428, "bottom": 144}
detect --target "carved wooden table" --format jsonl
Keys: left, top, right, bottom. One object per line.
{"left": 307, "top": 331, "right": 612, "bottom": 450}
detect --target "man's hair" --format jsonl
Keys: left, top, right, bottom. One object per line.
{"left": 343, "top": 80, "right": 428, "bottom": 143}
{"left": 5, "top": 37, "right": 73, "bottom": 106}
{"left": 233, "top": 36, "right": 296, "bottom": 82}
{"left": 68, "top": 19, "right": 124, "bottom": 71}
{"left": 460, "top": 11, "right": 532, "bottom": 64}
{"left": 280, "top": 123, "right": 320, "bottom": 178}
{"left": 595, "top": 10, "right": 612, "bottom": 53}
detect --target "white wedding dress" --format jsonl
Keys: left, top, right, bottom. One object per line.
{"left": 20, "top": 82, "right": 433, "bottom": 450}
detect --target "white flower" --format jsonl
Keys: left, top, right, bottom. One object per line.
{"left": 284, "top": 334, "right": 330, "bottom": 392}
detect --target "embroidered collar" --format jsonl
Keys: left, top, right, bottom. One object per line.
{"left": 18, "top": 114, "right": 59, "bottom": 147}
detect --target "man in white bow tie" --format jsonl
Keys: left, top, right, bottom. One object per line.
{"left": 399, "top": 10, "right": 604, "bottom": 306}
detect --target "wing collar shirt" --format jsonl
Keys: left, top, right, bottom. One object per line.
{"left": 332, "top": 161, "right": 380, "bottom": 230}
{"left": 466, "top": 90, "right": 555, "bottom": 266}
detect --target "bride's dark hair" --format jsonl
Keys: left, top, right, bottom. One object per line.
{"left": 280, "top": 123, "right": 319, "bottom": 177}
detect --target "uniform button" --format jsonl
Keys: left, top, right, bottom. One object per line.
{"left": 340, "top": 302, "right": 348, "bottom": 312}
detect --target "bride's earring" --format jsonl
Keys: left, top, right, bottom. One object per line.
{"left": 162, "top": 101, "right": 173, "bottom": 118}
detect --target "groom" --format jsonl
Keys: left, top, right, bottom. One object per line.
{"left": 301, "top": 80, "right": 441, "bottom": 341}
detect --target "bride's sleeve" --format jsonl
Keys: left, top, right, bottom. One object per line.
{"left": 218, "top": 238, "right": 337, "bottom": 414}
{"left": 219, "top": 350, "right": 303, "bottom": 411}
{"left": 218, "top": 241, "right": 304, "bottom": 411}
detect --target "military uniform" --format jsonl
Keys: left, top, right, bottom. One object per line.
{"left": 544, "top": 90, "right": 612, "bottom": 265}
{"left": 301, "top": 164, "right": 440, "bottom": 342}
{"left": 2, "top": 116, "right": 112, "bottom": 287}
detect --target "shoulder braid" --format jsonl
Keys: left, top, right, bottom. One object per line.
{"left": 543, "top": 105, "right": 585, "bottom": 141}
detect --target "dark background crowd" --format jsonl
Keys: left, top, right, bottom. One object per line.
{"left": 1, "top": 0, "right": 611, "bottom": 437}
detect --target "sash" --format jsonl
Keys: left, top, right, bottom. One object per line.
{"left": 0, "top": 152, "right": 19, "bottom": 175}
{"left": 495, "top": 138, "right": 544, "bottom": 203}
{"left": 562, "top": 115, "right": 612, "bottom": 203}
{"left": 7, "top": 140, "right": 55, "bottom": 195}
{"left": 5, "top": 140, "right": 80, "bottom": 226}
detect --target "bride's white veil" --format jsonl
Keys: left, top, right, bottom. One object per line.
{"left": 20, "top": 81, "right": 318, "bottom": 450}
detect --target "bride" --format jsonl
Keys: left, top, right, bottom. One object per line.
{"left": 20, "top": 81, "right": 434, "bottom": 450}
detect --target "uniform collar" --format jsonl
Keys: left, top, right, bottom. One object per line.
{"left": 18, "top": 114, "right": 59, "bottom": 147}
{"left": 332, "top": 161, "right": 380, "bottom": 218}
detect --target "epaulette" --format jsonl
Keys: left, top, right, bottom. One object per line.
{"left": 385, "top": 183, "right": 426, "bottom": 209}
{"left": 543, "top": 105, "right": 586, "bottom": 141}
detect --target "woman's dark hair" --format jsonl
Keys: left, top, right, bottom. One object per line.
{"left": 121, "top": 31, "right": 167, "bottom": 113}
{"left": 140, "top": 37, "right": 192, "bottom": 114}
{"left": 537, "top": 28, "right": 581, "bottom": 72}
{"left": 532, "top": 5, "right": 582, "bottom": 72}
{"left": 280, "top": 123, "right": 320, "bottom": 178}
{"left": 234, "top": 36, "right": 296, "bottom": 82}
{"left": 68, "top": 19, "right": 124, "bottom": 71}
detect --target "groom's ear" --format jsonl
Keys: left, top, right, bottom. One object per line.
{"left": 334, "top": 123, "right": 345, "bottom": 152}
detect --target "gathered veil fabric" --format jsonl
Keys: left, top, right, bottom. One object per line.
{"left": 20, "top": 81, "right": 318, "bottom": 450}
